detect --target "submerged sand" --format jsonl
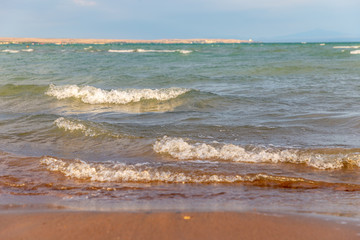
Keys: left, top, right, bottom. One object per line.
{"left": 0, "top": 211, "right": 359, "bottom": 240}
{"left": 0, "top": 37, "right": 252, "bottom": 45}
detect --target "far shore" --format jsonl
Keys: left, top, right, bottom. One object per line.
{"left": 0, "top": 211, "right": 359, "bottom": 240}
{"left": 0, "top": 37, "right": 253, "bottom": 45}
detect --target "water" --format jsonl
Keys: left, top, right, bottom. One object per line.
{"left": 0, "top": 42, "right": 360, "bottom": 217}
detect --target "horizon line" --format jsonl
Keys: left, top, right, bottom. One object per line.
{"left": 0, "top": 37, "right": 254, "bottom": 44}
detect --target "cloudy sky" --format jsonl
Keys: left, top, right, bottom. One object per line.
{"left": 1, "top": 0, "right": 359, "bottom": 41}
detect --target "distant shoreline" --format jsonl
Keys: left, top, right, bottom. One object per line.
{"left": 0, "top": 37, "right": 253, "bottom": 44}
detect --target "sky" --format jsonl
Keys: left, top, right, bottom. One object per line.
{"left": 1, "top": 0, "right": 359, "bottom": 42}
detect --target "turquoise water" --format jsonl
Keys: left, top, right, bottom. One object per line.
{"left": 0, "top": 42, "right": 360, "bottom": 217}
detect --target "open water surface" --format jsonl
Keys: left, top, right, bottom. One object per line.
{"left": 0, "top": 42, "right": 360, "bottom": 219}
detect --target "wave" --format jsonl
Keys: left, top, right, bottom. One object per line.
{"left": 54, "top": 117, "right": 140, "bottom": 139}
{"left": 45, "top": 84, "right": 190, "bottom": 104}
{"left": 1, "top": 49, "right": 20, "bottom": 53}
{"left": 21, "top": 49, "right": 34, "bottom": 52}
{"left": 39, "top": 157, "right": 360, "bottom": 190}
{"left": 153, "top": 136, "right": 360, "bottom": 170}
{"left": 1, "top": 49, "right": 34, "bottom": 53}
{"left": 333, "top": 46, "right": 360, "bottom": 49}
{"left": 41, "top": 157, "right": 208, "bottom": 183}
{"left": 108, "top": 49, "right": 134, "bottom": 53}
{"left": 350, "top": 50, "right": 360, "bottom": 55}
{"left": 108, "top": 49, "right": 192, "bottom": 54}
{"left": 54, "top": 117, "right": 99, "bottom": 137}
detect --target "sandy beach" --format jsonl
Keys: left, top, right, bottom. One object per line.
{"left": 0, "top": 211, "right": 359, "bottom": 240}
{"left": 0, "top": 37, "right": 252, "bottom": 45}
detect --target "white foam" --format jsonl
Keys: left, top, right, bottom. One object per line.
{"left": 333, "top": 46, "right": 360, "bottom": 49}
{"left": 45, "top": 84, "right": 190, "bottom": 104}
{"left": 136, "top": 49, "right": 192, "bottom": 54}
{"left": 2, "top": 49, "right": 20, "bottom": 53}
{"left": 108, "top": 49, "right": 192, "bottom": 54}
{"left": 178, "top": 50, "right": 192, "bottom": 54}
{"left": 21, "top": 49, "right": 34, "bottom": 52}
{"left": 40, "top": 157, "right": 246, "bottom": 183}
{"left": 54, "top": 117, "right": 98, "bottom": 137}
{"left": 350, "top": 50, "right": 360, "bottom": 55}
{"left": 54, "top": 117, "right": 137, "bottom": 138}
{"left": 41, "top": 156, "right": 312, "bottom": 184}
{"left": 153, "top": 136, "right": 360, "bottom": 170}
{"left": 108, "top": 49, "right": 134, "bottom": 53}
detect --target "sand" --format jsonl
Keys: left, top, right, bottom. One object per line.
{"left": 0, "top": 211, "right": 359, "bottom": 240}
{"left": 0, "top": 37, "right": 252, "bottom": 45}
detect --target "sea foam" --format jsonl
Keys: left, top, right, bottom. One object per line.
{"left": 1, "top": 49, "right": 33, "bottom": 53}
{"left": 108, "top": 49, "right": 134, "bottom": 53}
{"left": 333, "top": 46, "right": 360, "bottom": 49}
{"left": 108, "top": 49, "right": 192, "bottom": 54}
{"left": 1, "top": 49, "right": 20, "bottom": 53}
{"left": 41, "top": 156, "right": 357, "bottom": 190}
{"left": 350, "top": 50, "right": 360, "bottom": 55}
{"left": 54, "top": 117, "right": 134, "bottom": 138}
{"left": 40, "top": 157, "right": 246, "bottom": 183}
{"left": 153, "top": 136, "right": 360, "bottom": 170}
{"left": 54, "top": 117, "right": 98, "bottom": 137}
{"left": 40, "top": 156, "right": 315, "bottom": 184}
{"left": 45, "top": 84, "right": 190, "bottom": 104}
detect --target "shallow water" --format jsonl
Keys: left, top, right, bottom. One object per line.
{"left": 0, "top": 42, "right": 360, "bottom": 218}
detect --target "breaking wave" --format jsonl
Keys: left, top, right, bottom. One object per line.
{"left": 1, "top": 49, "right": 34, "bottom": 53}
{"left": 54, "top": 117, "right": 139, "bottom": 139}
{"left": 45, "top": 84, "right": 190, "bottom": 104}
{"left": 108, "top": 49, "right": 192, "bottom": 54}
{"left": 40, "top": 157, "right": 244, "bottom": 183}
{"left": 333, "top": 46, "right": 360, "bottom": 49}
{"left": 350, "top": 50, "right": 360, "bottom": 55}
{"left": 54, "top": 117, "right": 98, "bottom": 137}
{"left": 153, "top": 136, "right": 360, "bottom": 170}
{"left": 39, "top": 157, "right": 360, "bottom": 190}
{"left": 108, "top": 49, "right": 134, "bottom": 53}
{"left": 21, "top": 49, "right": 34, "bottom": 52}
{"left": 1, "top": 49, "right": 20, "bottom": 53}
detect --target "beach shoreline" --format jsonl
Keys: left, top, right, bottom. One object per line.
{"left": 0, "top": 210, "right": 359, "bottom": 240}
{"left": 0, "top": 37, "right": 253, "bottom": 45}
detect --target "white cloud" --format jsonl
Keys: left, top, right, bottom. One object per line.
{"left": 73, "top": 0, "right": 96, "bottom": 7}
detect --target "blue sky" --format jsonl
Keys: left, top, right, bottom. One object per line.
{"left": 1, "top": 0, "right": 359, "bottom": 41}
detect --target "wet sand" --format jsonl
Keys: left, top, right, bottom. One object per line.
{"left": 0, "top": 37, "right": 251, "bottom": 44}
{"left": 0, "top": 211, "right": 359, "bottom": 240}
